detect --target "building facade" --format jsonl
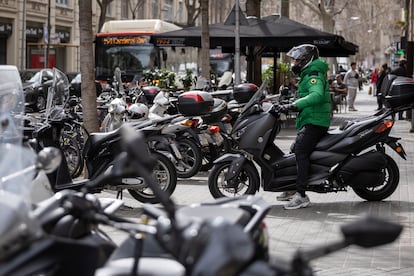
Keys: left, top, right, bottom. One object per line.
{"left": 0, "top": 0, "right": 205, "bottom": 72}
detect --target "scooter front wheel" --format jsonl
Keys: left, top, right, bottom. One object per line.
{"left": 208, "top": 161, "right": 258, "bottom": 198}
{"left": 128, "top": 151, "right": 177, "bottom": 204}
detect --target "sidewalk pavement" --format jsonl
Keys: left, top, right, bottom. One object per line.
{"left": 105, "top": 85, "right": 414, "bottom": 275}
{"left": 268, "top": 86, "right": 414, "bottom": 275}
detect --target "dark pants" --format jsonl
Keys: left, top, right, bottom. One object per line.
{"left": 293, "top": 124, "right": 328, "bottom": 197}
{"left": 377, "top": 94, "right": 383, "bottom": 109}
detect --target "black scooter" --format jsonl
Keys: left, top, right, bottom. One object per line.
{"left": 208, "top": 79, "right": 407, "bottom": 201}
{"left": 34, "top": 118, "right": 177, "bottom": 204}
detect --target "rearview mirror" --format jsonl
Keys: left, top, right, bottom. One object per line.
{"left": 341, "top": 216, "right": 403, "bottom": 248}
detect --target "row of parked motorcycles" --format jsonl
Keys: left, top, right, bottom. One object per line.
{"left": 2, "top": 67, "right": 412, "bottom": 275}
{"left": 19, "top": 67, "right": 414, "bottom": 206}
{"left": 0, "top": 74, "right": 404, "bottom": 274}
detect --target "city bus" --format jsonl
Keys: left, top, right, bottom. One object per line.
{"left": 95, "top": 19, "right": 182, "bottom": 85}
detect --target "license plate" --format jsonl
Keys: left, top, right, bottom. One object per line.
{"left": 224, "top": 123, "right": 232, "bottom": 134}
{"left": 198, "top": 133, "right": 210, "bottom": 147}
{"left": 212, "top": 133, "right": 224, "bottom": 146}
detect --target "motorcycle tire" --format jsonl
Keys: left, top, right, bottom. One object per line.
{"left": 60, "top": 133, "right": 84, "bottom": 179}
{"left": 208, "top": 161, "right": 258, "bottom": 198}
{"left": 128, "top": 151, "right": 177, "bottom": 204}
{"left": 352, "top": 155, "right": 399, "bottom": 201}
{"left": 175, "top": 137, "right": 202, "bottom": 178}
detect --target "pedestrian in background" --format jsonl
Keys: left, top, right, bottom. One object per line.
{"left": 390, "top": 60, "right": 410, "bottom": 119}
{"left": 344, "top": 62, "right": 359, "bottom": 111}
{"left": 330, "top": 74, "right": 348, "bottom": 113}
{"left": 370, "top": 67, "right": 379, "bottom": 96}
{"left": 376, "top": 63, "right": 390, "bottom": 111}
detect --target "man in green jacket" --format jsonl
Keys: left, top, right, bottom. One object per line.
{"left": 277, "top": 44, "right": 331, "bottom": 209}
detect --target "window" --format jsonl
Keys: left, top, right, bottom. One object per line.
{"left": 178, "top": 1, "right": 183, "bottom": 24}
{"left": 121, "top": 0, "right": 128, "bottom": 18}
{"left": 56, "top": 0, "right": 69, "bottom": 6}
{"left": 163, "top": 0, "right": 173, "bottom": 22}
{"left": 106, "top": 2, "right": 114, "bottom": 17}
{"left": 152, "top": 0, "right": 159, "bottom": 19}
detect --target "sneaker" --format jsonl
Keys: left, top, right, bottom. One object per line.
{"left": 276, "top": 191, "right": 296, "bottom": 201}
{"left": 283, "top": 193, "right": 310, "bottom": 210}
{"left": 349, "top": 107, "right": 358, "bottom": 111}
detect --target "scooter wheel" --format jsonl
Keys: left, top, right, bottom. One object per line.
{"left": 128, "top": 151, "right": 177, "bottom": 204}
{"left": 208, "top": 161, "right": 258, "bottom": 198}
{"left": 175, "top": 138, "right": 202, "bottom": 178}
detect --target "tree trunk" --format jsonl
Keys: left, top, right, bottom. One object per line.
{"left": 79, "top": 0, "right": 99, "bottom": 133}
{"left": 128, "top": 0, "right": 145, "bottom": 19}
{"left": 185, "top": 0, "right": 200, "bottom": 27}
{"left": 200, "top": 0, "right": 210, "bottom": 80}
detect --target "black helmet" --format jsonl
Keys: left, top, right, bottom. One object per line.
{"left": 287, "top": 44, "right": 319, "bottom": 75}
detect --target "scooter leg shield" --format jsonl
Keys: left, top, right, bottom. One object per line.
{"left": 213, "top": 153, "right": 247, "bottom": 181}
{"left": 225, "top": 155, "right": 247, "bottom": 181}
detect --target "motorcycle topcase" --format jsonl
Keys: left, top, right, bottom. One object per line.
{"left": 177, "top": 91, "right": 214, "bottom": 116}
{"left": 233, "top": 83, "right": 258, "bottom": 103}
{"left": 142, "top": 86, "right": 161, "bottom": 104}
{"left": 201, "top": 98, "right": 228, "bottom": 124}
{"left": 383, "top": 76, "right": 414, "bottom": 109}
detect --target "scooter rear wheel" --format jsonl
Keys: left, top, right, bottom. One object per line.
{"left": 352, "top": 155, "right": 399, "bottom": 201}
{"left": 128, "top": 151, "right": 177, "bottom": 204}
{"left": 208, "top": 161, "right": 258, "bottom": 198}
{"left": 175, "top": 137, "right": 202, "bottom": 178}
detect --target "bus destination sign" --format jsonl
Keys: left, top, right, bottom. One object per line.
{"left": 154, "top": 38, "right": 186, "bottom": 46}
{"left": 102, "top": 35, "right": 150, "bottom": 45}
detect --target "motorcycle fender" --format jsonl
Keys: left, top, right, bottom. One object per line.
{"left": 213, "top": 153, "right": 247, "bottom": 181}
{"left": 385, "top": 136, "right": 407, "bottom": 160}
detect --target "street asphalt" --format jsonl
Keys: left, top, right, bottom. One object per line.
{"left": 103, "top": 85, "right": 414, "bottom": 275}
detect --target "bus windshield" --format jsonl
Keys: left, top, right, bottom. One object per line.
{"left": 95, "top": 35, "right": 158, "bottom": 83}
{"left": 210, "top": 53, "right": 233, "bottom": 78}
{"left": 95, "top": 20, "right": 183, "bottom": 85}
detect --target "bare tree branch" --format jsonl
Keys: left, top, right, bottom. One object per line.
{"left": 96, "top": 0, "right": 115, "bottom": 32}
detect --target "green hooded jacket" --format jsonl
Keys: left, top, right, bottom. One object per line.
{"left": 293, "top": 58, "right": 331, "bottom": 130}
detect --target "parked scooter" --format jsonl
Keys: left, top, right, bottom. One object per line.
{"left": 208, "top": 79, "right": 407, "bottom": 200}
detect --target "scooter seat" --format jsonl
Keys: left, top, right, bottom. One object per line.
{"left": 315, "top": 116, "right": 379, "bottom": 151}
{"left": 130, "top": 114, "right": 181, "bottom": 129}
{"left": 88, "top": 127, "right": 122, "bottom": 146}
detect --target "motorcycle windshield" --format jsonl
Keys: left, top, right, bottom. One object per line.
{"left": 0, "top": 80, "right": 36, "bottom": 204}
{"left": 45, "top": 68, "right": 70, "bottom": 121}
